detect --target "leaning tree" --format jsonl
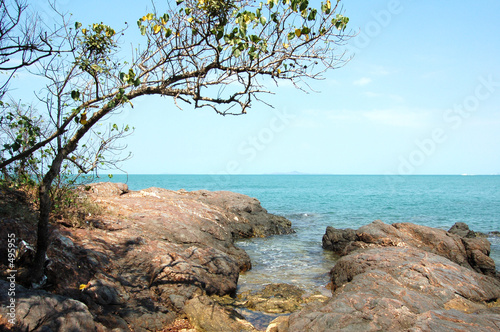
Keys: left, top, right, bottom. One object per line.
{"left": 1, "top": 0, "right": 352, "bottom": 284}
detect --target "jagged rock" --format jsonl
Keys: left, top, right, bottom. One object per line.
{"left": 448, "top": 221, "right": 477, "bottom": 238}
{"left": 322, "top": 227, "right": 357, "bottom": 253}
{"left": 0, "top": 279, "right": 96, "bottom": 332}
{"left": 322, "top": 220, "right": 497, "bottom": 276}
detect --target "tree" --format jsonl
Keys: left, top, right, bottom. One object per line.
{"left": 0, "top": 0, "right": 58, "bottom": 99}
{"left": 0, "top": 0, "right": 352, "bottom": 284}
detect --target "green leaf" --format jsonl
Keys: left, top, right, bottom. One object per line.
{"left": 216, "top": 30, "right": 224, "bottom": 40}
{"left": 299, "top": 0, "right": 309, "bottom": 12}
{"left": 308, "top": 8, "right": 317, "bottom": 21}
{"left": 75, "top": 22, "right": 82, "bottom": 30}
{"left": 260, "top": 16, "right": 267, "bottom": 25}
{"left": 120, "top": 72, "right": 129, "bottom": 82}
{"left": 71, "top": 90, "right": 80, "bottom": 101}
{"left": 233, "top": 48, "right": 241, "bottom": 57}
{"left": 165, "top": 28, "right": 172, "bottom": 38}
{"left": 287, "top": 31, "right": 295, "bottom": 40}
{"left": 250, "top": 35, "right": 261, "bottom": 43}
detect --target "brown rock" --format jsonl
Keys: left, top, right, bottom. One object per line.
{"left": 184, "top": 295, "right": 257, "bottom": 332}
{"left": 322, "top": 220, "right": 497, "bottom": 276}
{"left": 0, "top": 280, "right": 96, "bottom": 332}
{"left": 239, "top": 283, "right": 307, "bottom": 314}
{"left": 284, "top": 247, "right": 500, "bottom": 332}
{"left": 322, "top": 226, "right": 356, "bottom": 253}
{"left": 81, "top": 182, "right": 129, "bottom": 197}
{"left": 2, "top": 183, "right": 294, "bottom": 331}
{"left": 448, "top": 221, "right": 476, "bottom": 238}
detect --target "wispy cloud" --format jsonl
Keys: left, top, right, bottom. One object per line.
{"left": 353, "top": 77, "right": 372, "bottom": 86}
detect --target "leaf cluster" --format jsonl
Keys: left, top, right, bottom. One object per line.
{"left": 74, "top": 22, "right": 117, "bottom": 76}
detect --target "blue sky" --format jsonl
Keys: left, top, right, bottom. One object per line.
{"left": 19, "top": 1, "right": 500, "bottom": 174}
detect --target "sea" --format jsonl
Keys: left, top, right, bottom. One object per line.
{"left": 106, "top": 174, "right": 500, "bottom": 294}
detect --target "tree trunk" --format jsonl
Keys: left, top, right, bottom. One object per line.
{"left": 31, "top": 181, "right": 52, "bottom": 283}
{"left": 30, "top": 152, "right": 66, "bottom": 284}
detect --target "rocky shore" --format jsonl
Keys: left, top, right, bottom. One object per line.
{"left": 1, "top": 183, "right": 499, "bottom": 331}
{"left": 274, "top": 220, "right": 500, "bottom": 331}
{"left": 0, "top": 183, "right": 293, "bottom": 331}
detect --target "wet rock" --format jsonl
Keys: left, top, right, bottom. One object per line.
{"left": 236, "top": 283, "right": 329, "bottom": 315}
{"left": 184, "top": 295, "right": 258, "bottom": 331}
{"left": 322, "top": 227, "right": 356, "bottom": 252}
{"left": 240, "top": 283, "right": 307, "bottom": 314}
{"left": 0, "top": 279, "right": 96, "bottom": 332}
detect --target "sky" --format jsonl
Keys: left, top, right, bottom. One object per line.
{"left": 11, "top": 0, "right": 500, "bottom": 175}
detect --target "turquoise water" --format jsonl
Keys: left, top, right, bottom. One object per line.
{"left": 107, "top": 174, "right": 500, "bottom": 292}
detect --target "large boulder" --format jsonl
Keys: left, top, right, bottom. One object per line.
{"left": 0, "top": 280, "right": 96, "bottom": 332}
{"left": 280, "top": 221, "right": 500, "bottom": 331}
{"left": 1, "top": 183, "right": 294, "bottom": 331}
{"left": 322, "top": 220, "right": 497, "bottom": 276}
{"left": 193, "top": 190, "right": 295, "bottom": 238}
{"left": 284, "top": 246, "right": 500, "bottom": 331}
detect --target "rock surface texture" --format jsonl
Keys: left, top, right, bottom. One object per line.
{"left": 0, "top": 183, "right": 293, "bottom": 331}
{"left": 279, "top": 220, "right": 500, "bottom": 331}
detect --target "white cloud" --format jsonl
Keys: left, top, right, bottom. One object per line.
{"left": 353, "top": 77, "right": 372, "bottom": 86}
